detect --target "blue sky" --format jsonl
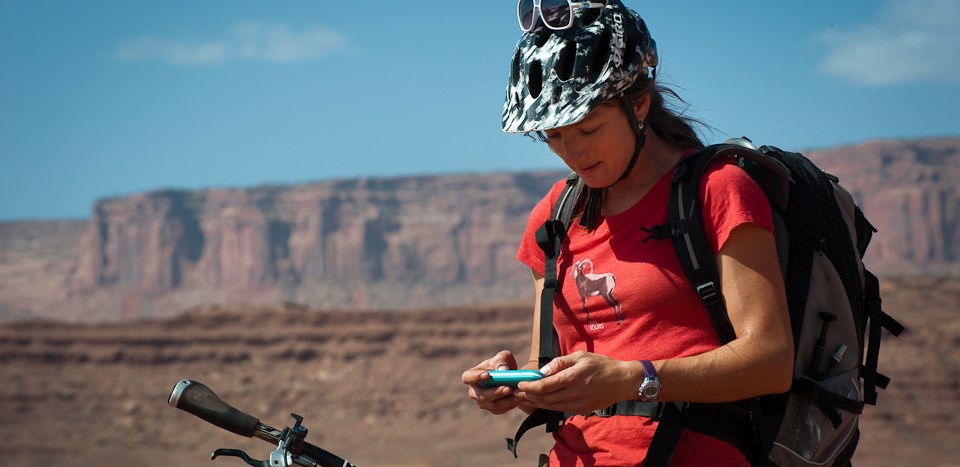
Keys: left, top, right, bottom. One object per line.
{"left": 1, "top": 0, "right": 958, "bottom": 221}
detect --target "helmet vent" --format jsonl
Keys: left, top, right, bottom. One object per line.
{"left": 528, "top": 60, "right": 543, "bottom": 98}
{"left": 586, "top": 28, "right": 612, "bottom": 82}
{"left": 581, "top": 4, "right": 603, "bottom": 26}
{"left": 534, "top": 30, "right": 551, "bottom": 48}
{"left": 511, "top": 51, "right": 522, "bottom": 86}
{"left": 555, "top": 40, "right": 577, "bottom": 82}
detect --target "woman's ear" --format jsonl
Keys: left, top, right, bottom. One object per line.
{"left": 633, "top": 93, "right": 652, "bottom": 122}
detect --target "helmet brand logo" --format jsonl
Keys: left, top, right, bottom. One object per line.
{"left": 610, "top": 13, "right": 625, "bottom": 69}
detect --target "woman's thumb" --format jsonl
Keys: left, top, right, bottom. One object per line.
{"left": 540, "top": 355, "right": 567, "bottom": 376}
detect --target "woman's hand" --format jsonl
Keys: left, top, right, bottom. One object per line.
{"left": 462, "top": 350, "right": 522, "bottom": 415}
{"left": 514, "top": 350, "right": 640, "bottom": 415}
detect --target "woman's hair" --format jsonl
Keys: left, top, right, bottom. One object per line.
{"left": 531, "top": 74, "right": 708, "bottom": 231}
{"left": 625, "top": 75, "right": 706, "bottom": 150}
{"left": 533, "top": 75, "right": 706, "bottom": 151}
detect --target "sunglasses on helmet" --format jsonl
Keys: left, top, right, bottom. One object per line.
{"left": 517, "top": 0, "right": 606, "bottom": 32}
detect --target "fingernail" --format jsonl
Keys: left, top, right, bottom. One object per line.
{"left": 497, "top": 365, "right": 509, "bottom": 371}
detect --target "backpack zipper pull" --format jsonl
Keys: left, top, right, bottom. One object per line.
{"left": 821, "top": 344, "right": 848, "bottom": 379}
{"left": 809, "top": 312, "right": 837, "bottom": 380}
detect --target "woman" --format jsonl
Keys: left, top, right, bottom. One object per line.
{"left": 462, "top": 1, "right": 793, "bottom": 465}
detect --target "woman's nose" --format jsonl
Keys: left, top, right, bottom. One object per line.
{"left": 557, "top": 135, "right": 587, "bottom": 163}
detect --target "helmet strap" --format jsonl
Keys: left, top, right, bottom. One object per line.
{"left": 613, "top": 96, "right": 647, "bottom": 185}
{"left": 579, "top": 96, "right": 648, "bottom": 229}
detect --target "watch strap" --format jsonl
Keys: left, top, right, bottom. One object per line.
{"left": 641, "top": 359, "right": 657, "bottom": 379}
{"left": 639, "top": 360, "right": 660, "bottom": 402}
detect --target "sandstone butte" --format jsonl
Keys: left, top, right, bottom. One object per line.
{"left": 0, "top": 137, "right": 957, "bottom": 323}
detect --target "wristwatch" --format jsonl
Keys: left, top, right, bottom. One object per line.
{"left": 638, "top": 360, "right": 661, "bottom": 402}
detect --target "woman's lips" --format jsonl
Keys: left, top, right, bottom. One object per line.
{"left": 578, "top": 162, "right": 601, "bottom": 175}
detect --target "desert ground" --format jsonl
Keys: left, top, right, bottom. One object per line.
{"left": 1, "top": 276, "right": 957, "bottom": 467}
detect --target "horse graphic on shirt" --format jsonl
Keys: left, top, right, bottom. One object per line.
{"left": 572, "top": 259, "right": 624, "bottom": 325}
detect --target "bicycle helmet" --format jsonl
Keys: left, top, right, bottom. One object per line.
{"left": 501, "top": 0, "right": 658, "bottom": 133}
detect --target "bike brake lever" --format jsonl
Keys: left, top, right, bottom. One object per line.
{"left": 211, "top": 448, "right": 271, "bottom": 467}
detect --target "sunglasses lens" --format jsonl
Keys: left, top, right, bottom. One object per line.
{"left": 541, "top": 0, "right": 571, "bottom": 29}
{"left": 518, "top": 0, "right": 537, "bottom": 31}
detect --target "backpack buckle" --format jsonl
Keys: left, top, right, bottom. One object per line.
{"left": 696, "top": 282, "right": 721, "bottom": 309}
{"left": 640, "top": 221, "right": 687, "bottom": 243}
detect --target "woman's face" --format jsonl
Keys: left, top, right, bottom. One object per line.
{"left": 543, "top": 102, "right": 639, "bottom": 188}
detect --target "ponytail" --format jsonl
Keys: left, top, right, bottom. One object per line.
{"left": 623, "top": 76, "right": 706, "bottom": 151}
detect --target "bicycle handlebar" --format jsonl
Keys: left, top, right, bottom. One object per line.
{"left": 168, "top": 380, "right": 357, "bottom": 467}
{"left": 169, "top": 380, "right": 260, "bottom": 437}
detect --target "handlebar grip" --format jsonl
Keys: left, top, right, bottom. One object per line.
{"left": 168, "top": 379, "right": 259, "bottom": 438}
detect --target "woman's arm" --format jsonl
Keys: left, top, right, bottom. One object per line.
{"left": 653, "top": 222, "right": 794, "bottom": 402}
{"left": 514, "top": 223, "right": 793, "bottom": 413}
{"left": 524, "top": 270, "right": 546, "bottom": 371}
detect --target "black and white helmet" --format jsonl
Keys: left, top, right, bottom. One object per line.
{"left": 501, "top": 0, "right": 658, "bottom": 133}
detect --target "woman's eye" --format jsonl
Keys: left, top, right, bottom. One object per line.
{"left": 581, "top": 127, "right": 600, "bottom": 135}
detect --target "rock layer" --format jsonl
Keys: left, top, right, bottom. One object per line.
{"left": 1, "top": 138, "right": 957, "bottom": 322}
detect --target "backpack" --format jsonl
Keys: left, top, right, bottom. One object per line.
{"left": 508, "top": 138, "right": 905, "bottom": 467}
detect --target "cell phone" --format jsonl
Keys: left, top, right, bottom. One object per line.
{"left": 478, "top": 370, "right": 545, "bottom": 388}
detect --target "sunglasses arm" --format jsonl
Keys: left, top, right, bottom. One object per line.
{"left": 570, "top": 1, "right": 605, "bottom": 12}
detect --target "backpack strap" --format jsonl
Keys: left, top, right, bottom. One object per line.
{"left": 861, "top": 268, "right": 904, "bottom": 405}
{"left": 645, "top": 144, "right": 794, "bottom": 465}
{"left": 536, "top": 174, "right": 583, "bottom": 368}
{"left": 639, "top": 146, "right": 752, "bottom": 466}
{"left": 666, "top": 144, "right": 794, "bottom": 342}
{"left": 852, "top": 205, "right": 905, "bottom": 405}
{"left": 668, "top": 146, "right": 733, "bottom": 342}
{"left": 792, "top": 377, "right": 862, "bottom": 427}
{"left": 506, "top": 408, "right": 555, "bottom": 458}
{"left": 554, "top": 173, "right": 584, "bottom": 229}
{"left": 506, "top": 175, "right": 582, "bottom": 457}
{"left": 643, "top": 402, "right": 686, "bottom": 467}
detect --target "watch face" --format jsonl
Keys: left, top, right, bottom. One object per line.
{"left": 640, "top": 380, "right": 660, "bottom": 401}
{"left": 639, "top": 360, "right": 660, "bottom": 402}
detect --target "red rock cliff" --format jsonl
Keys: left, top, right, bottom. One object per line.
{"left": 806, "top": 138, "right": 959, "bottom": 274}
{"left": 2, "top": 138, "right": 957, "bottom": 321}
{"left": 73, "top": 172, "right": 563, "bottom": 314}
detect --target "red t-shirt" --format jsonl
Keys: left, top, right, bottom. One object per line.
{"left": 516, "top": 159, "right": 774, "bottom": 466}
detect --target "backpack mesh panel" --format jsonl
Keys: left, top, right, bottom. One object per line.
{"left": 773, "top": 374, "right": 861, "bottom": 465}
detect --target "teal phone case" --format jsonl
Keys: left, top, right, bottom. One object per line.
{"left": 479, "top": 370, "right": 544, "bottom": 388}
